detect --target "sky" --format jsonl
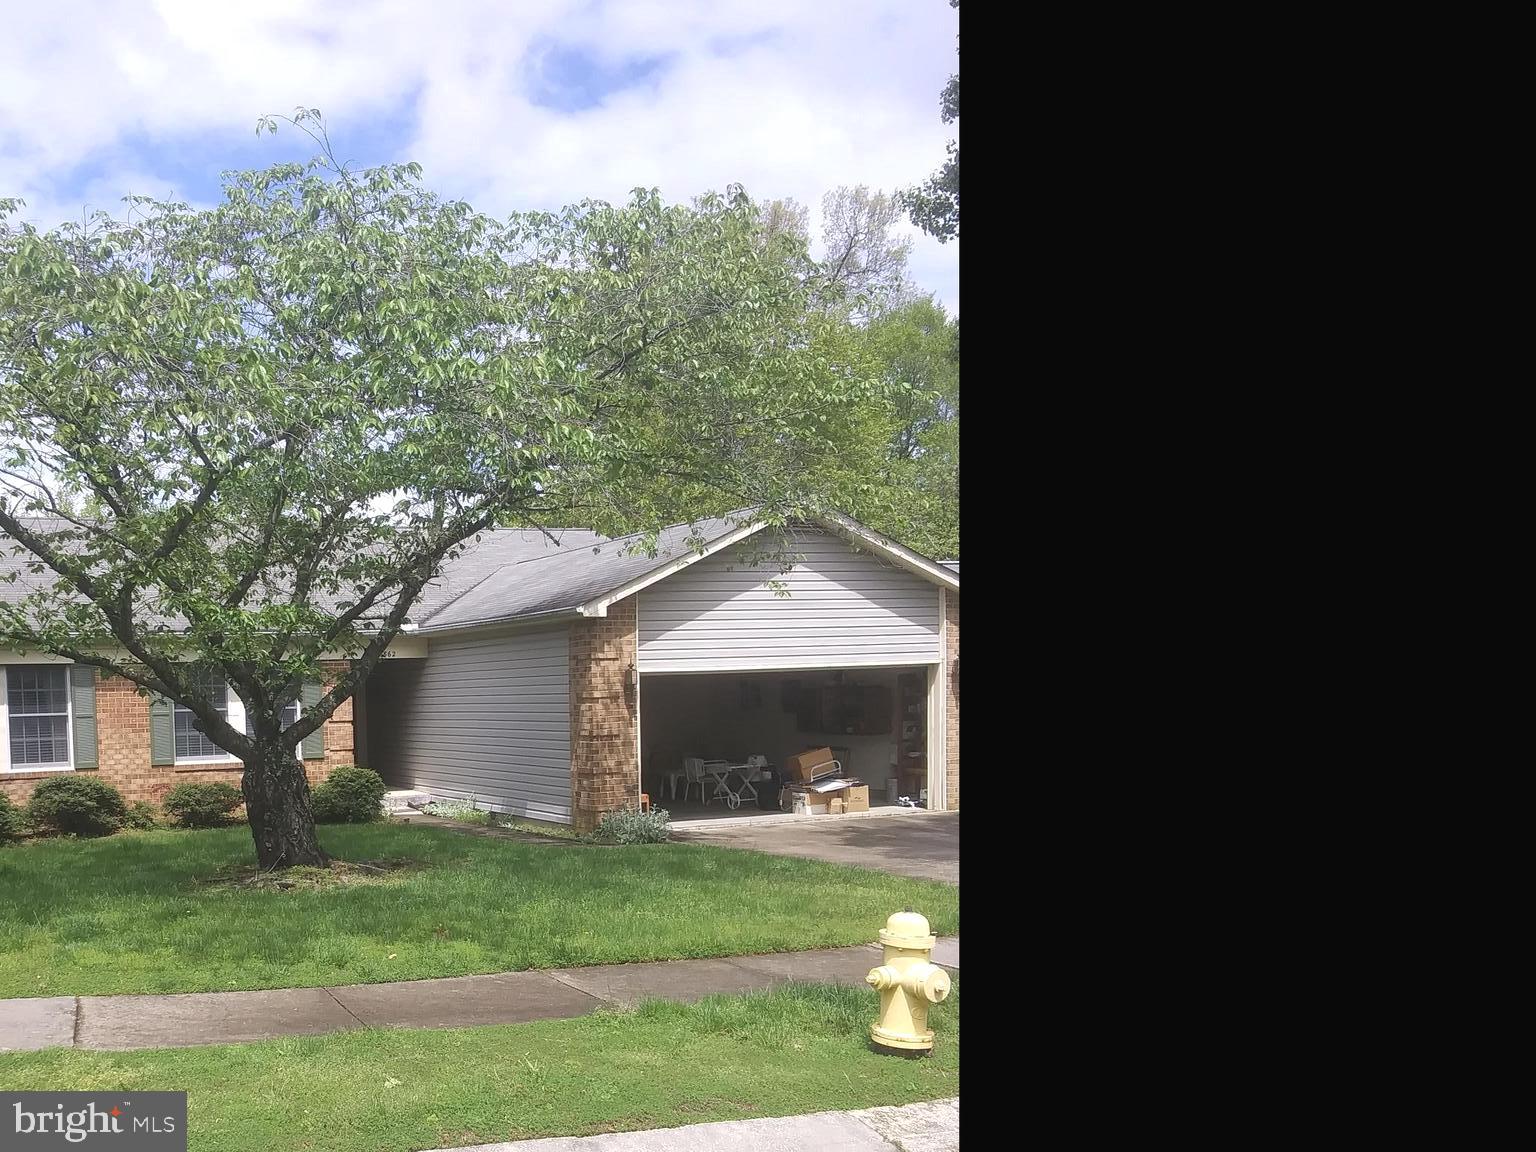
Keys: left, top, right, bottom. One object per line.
{"left": 0, "top": 0, "right": 959, "bottom": 312}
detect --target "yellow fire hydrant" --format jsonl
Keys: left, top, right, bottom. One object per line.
{"left": 866, "top": 908, "right": 951, "bottom": 1054}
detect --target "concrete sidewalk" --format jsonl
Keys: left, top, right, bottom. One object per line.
{"left": 433, "top": 1097, "right": 959, "bottom": 1152}
{"left": 1, "top": 937, "right": 958, "bottom": 1054}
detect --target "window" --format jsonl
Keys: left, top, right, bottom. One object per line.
{"left": 171, "top": 676, "right": 303, "bottom": 764}
{"left": 174, "top": 671, "right": 232, "bottom": 761}
{"left": 5, "top": 666, "right": 71, "bottom": 769}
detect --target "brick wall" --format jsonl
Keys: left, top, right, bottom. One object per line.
{"left": 569, "top": 597, "right": 639, "bottom": 832}
{"left": 945, "top": 590, "right": 959, "bottom": 811}
{"left": 0, "top": 660, "right": 357, "bottom": 808}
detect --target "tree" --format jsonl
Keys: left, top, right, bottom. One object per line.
{"left": 831, "top": 298, "right": 960, "bottom": 559}
{"left": 818, "top": 186, "right": 915, "bottom": 319}
{"left": 903, "top": 0, "right": 959, "bottom": 242}
{"left": 0, "top": 112, "right": 886, "bottom": 868}
{"left": 757, "top": 189, "right": 912, "bottom": 321}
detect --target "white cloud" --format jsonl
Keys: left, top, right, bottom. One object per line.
{"left": 0, "top": 0, "right": 958, "bottom": 310}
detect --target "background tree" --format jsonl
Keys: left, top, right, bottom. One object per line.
{"left": 748, "top": 189, "right": 958, "bottom": 558}
{"left": 817, "top": 186, "right": 915, "bottom": 318}
{"left": 902, "top": 0, "right": 959, "bottom": 242}
{"left": 809, "top": 298, "right": 959, "bottom": 560}
{"left": 0, "top": 113, "right": 887, "bottom": 869}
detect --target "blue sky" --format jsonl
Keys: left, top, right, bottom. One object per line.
{"left": 1, "top": 0, "right": 958, "bottom": 311}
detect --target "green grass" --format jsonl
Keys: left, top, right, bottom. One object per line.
{"left": 0, "top": 824, "right": 957, "bottom": 998}
{"left": 0, "top": 983, "right": 958, "bottom": 1152}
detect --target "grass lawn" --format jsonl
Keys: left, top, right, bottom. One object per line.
{"left": 0, "top": 983, "right": 958, "bottom": 1152}
{"left": 0, "top": 824, "right": 958, "bottom": 998}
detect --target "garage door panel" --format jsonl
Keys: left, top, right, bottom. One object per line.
{"left": 639, "top": 532, "right": 940, "bottom": 671}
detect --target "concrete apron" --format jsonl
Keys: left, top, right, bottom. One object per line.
{"left": 0, "top": 939, "right": 958, "bottom": 1054}
{"left": 668, "top": 806, "right": 939, "bottom": 831}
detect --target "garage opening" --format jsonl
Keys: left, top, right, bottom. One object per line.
{"left": 640, "top": 667, "right": 933, "bottom": 822}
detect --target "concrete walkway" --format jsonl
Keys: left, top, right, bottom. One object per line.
{"left": 0, "top": 938, "right": 958, "bottom": 1054}
{"left": 432, "top": 1098, "right": 959, "bottom": 1152}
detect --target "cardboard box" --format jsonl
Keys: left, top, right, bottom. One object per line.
{"left": 785, "top": 746, "right": 838, "bottom": 782}
{"left": 782, "top": 779, "right": 868, "bottom": 816}
{"left": 780, "top": 786, "right": 826, "bottom": 815}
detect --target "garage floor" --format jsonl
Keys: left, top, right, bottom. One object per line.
{"left": 670, "top": 810, "right": 959, "bottom": 884}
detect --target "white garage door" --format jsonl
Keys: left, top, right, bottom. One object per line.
{"left": 637, "top": 531, "right": 942, "bottom": 672}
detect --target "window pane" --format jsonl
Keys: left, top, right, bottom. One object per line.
{"left": 7, "top": 666, "right": 68, "bottom": 715}
{"left": 6, "top": 667, "right": 70, "bottom": 765}
{"left": 9, "top": 715, "right": 69, "bottom": 766}
{"left": 174, "top": 672, "right": 230, "bottom": 759}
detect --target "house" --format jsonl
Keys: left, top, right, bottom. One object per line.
{"left": 1, "top": 513, "right": 959, "bottom": 831}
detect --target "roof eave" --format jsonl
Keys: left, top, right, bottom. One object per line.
{"left": 409, "top": 606, "right": 586, "bottom": 637}
{"left": 809, "top": 513, "right": 960, "bottom": 591}
{"left": 577, "top": 519, "right": 771, "bottom": 617}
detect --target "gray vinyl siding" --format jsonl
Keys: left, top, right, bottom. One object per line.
{"left": 637, "top": 531, "right": 942, "bottom": 672}
{"left": 368, "top": 626, "right": 572, "bottom": 823}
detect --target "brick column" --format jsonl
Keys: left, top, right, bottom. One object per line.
{"left": 945, "top": 590, "right": 959, "bottom": 811}
{"left": 569, "top": 597, "right": 639, "bottom": 832}
{"left": 307, "top": 659, "right": 357, "bottom": 787}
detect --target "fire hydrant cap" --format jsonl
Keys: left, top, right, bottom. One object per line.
{"left": 879, "top": 909, "right": 936, "bottom": 949}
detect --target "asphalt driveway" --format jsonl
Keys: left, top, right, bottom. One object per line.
{"left": 672, "top": 811, "right": 958, "bottom": 884}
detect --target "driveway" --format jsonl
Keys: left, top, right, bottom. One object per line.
{"left": 672, "top": 811, "right": 958, "bottom": 884}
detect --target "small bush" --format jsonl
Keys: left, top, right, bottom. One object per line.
{"left": 0, "top": 793, "right": 25, "bottom": 843}
{"left": 311, "top": 765, "right": 386, "bottom": 824}
{"left": 591, "top": 805, "right": 671, "bottom": 845}
{"left": 123, "top": 801, "right": 161, "bottom": 831}
{"left": 25, "top": 775, "right": 127, "bottom": 837}
{"left": 162, "top": 782, "right": 243, "bottom": 828}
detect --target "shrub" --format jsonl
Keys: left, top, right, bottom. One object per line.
{"left": 0, "top": 792, "right": 25, "bottom": 843}
{"left": 591, "top": 805, "right": 671, "bottom": 845}
{"left": 311, "top": 766, "right": 386, "bottom": 824}
{"left": 162, "top": 782, "right": 243, "bottom": 828}
{"left": 123, "top": 801, "right": 161, "bottom": 831}
{"left": 25, "top": 775, "right": 127, "bottom": 837}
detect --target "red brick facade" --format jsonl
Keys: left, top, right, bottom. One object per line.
{"left": 568, "top": 597, "right": 640, "bottom": 832}
{"left": 944, "top": 589, "right": 959, "bottom": 811}
{"left": 0, "top": 661, "right": 356, "bottom": 808}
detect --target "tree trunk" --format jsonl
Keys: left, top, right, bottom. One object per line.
{"left": 243, "top": 741, "right": 328, "bottom": 870}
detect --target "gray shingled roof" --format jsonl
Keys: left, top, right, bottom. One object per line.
{"left": 413, "top": 515, "right": 745, "bottom": 631}
{"left": 1, "top": 515, "right": 752, "bottom": 635}
{"left": 3, "top": 511, "right": 953, "bottom": 638}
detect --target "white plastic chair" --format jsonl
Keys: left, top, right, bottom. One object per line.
{"left": 682, "top": 758, "right": 711, "bottom": 804}
{"left": 665, "top": 761, "right": 689, "bottom": 801}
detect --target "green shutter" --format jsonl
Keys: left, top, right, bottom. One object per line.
{"left": 150, "top": 693, "right": 176, "bottom": 765}
{"left": 300, "top": 680, "right": 325, "bottom": 760}
{"left": 69, "top": 665, "right": 98, "bottom": 769}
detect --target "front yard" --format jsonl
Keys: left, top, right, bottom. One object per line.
{"left": 0, "top": 823, "right": 959, "bottom": 998}
{"left": 0, "top": 982, "right": 959, "bottom": 1152}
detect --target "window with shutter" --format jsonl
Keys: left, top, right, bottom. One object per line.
{"left": 2, "top": 665, "right": 73, "bottom": 771}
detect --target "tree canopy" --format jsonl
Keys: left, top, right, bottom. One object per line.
{"left": 903, "top": 0, "right": 960, "bottom": 242}
{"left": 0, "top": 112, "right": 892, "bottom": 866}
